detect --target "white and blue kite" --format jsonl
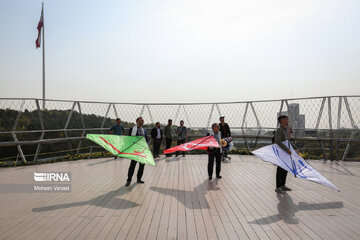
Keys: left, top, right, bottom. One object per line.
{"left": 252, "top": 140, "right": 339, "bottom": 191}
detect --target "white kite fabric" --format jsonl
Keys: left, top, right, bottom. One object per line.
{"left": 252, "top": 140, "right": 339, "bottom": 191}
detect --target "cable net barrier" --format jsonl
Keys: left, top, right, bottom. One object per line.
{"left": 0, "top": 96, "right": 359, "bottom": 165}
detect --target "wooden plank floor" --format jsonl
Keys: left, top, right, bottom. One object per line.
{"left": 0, "top": 155, "right": 360, "bottom": 240}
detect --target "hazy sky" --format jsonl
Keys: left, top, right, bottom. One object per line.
{"left": 0, "top": 0, "right": 359, "bottom": 103}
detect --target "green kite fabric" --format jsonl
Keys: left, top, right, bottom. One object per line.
{"left": 86, "top": 134, "right": 156, "bottom": 166}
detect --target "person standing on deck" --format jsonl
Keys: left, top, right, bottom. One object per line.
{"left": 126, "top": 117, "right": 149, "bottom": 187}
{"left": 151, "top": 122, "right": 163, "bottom": 158}
{"left": 176, "top": 120, "right": 188, "bottom": 157}
{"left": 274, "top": 115, "right": 299, "bottom": 194}
{"left": 219, "top": 116, "right": 231, "bottom": 161}
{"left": 109, "top": 118, "right": 125, "bottom": 159}
{"left": 207, "top": 123, "right": 222, "bottom": 180}
{"left": 164, "top": 119, "right": 173, "bottom": 157}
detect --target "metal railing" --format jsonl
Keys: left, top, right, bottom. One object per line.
{"left": 0, "top": 95, "right": 359, "bottom": 164}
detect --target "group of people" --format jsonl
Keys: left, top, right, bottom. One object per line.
{"left": 151, "top": 119, "right": 189, "bottom": 158}
{"left": 109, "top": 116, "right": 232, "bottom": 186}
{"left": 110, "top": 115, "right": 296, "bottom": 194}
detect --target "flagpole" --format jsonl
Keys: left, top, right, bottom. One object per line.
{"left": 42, "top": 2, "right": 45, "bottom": 110}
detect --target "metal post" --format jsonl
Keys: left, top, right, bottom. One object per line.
{"left": 101, "top": 103, "right": 112, "bottom": 133}
{"left": 336, "top": 97, "right": 342, "bottom": 160}
{"left": 215, "top": 103, "right": 222, "bottom": 117}
{"left": 182, "top": 106, "right": 191, "bottom": 127}
{"left": 328, "top": 97, "right": 334, "bottom": 160}
{"left": 315, "top": 98, "right": 327, "bottom": 160}
{"left": 113, "top": 104, "right": 118, "bottom": 119}
{"left": 139, "top": 105, "right": 145, "bottom": 117}
{"left": 88, "top": 146, "right": 93, "bottom": 159}
{"left": 250, "top": 102, "right": 262, "bottom": 149}
{"left": 241, "top": 103, "right": 250, "bottom": 152}
{"left": 12, "top": 100, "right": 26, "bottom": 164}
{"left": 277, "top": 100, "right": 284, "bottom": 128}
{"left": 146, "top": 105, "right": 154, "bottom": 123}
{"left": 76, "top": 102, "right": 86, "bottom": 154}
{"left": 64, "top": 101, "right": 76, "bottom": 153}
{"left": 337, "top": 97, "right": 342, "bottom": 130}
{"left": 341, "top": 97, "right": 357, "bottom": 160}
{"left": 206, "top": 104, "right": 215, "bottom": 129}
{"left": 34, "top": 99, "right": 45, "bottom": 163}
{"left": 174, "top": 105, "right": 181, "bottom": 124}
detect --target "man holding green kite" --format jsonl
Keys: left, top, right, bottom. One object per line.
{"left": 86, "top": 117, "right": 154, "bottom": 187}
{"left": 126, "top": 117, "right": 150, "bottom": 186}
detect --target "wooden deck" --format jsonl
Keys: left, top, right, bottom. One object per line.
{"left": 0, "top": 155, "right": 359, "bottom": 240}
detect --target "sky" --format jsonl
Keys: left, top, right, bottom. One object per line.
{"left": 0, "top": 0, "right": 359, "bottom": 103}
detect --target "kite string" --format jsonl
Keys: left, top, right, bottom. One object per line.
{"left": 120, "top": 136, "right": 145, "bottom": 154}
{"left": 184, "top": 135, "right": 215, "bottom": 152}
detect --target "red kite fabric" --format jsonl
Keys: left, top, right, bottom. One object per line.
{"left": 163, "top": 136, "right": 220, "bottom": 154}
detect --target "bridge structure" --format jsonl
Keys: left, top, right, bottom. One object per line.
{"left": 0, "top": 95, "right": 359, "bottom": 165}
{"left": 1, "top": 96, "right": 360, "bottom": 240}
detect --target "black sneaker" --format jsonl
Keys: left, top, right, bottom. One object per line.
{"left": 125, "top": 181, "right": 130, "bottom": 187}
{"left": 282, "top": 186, "right": 292, "bottom": 191}
{"left": 209, "top": 176, "right": 212, "bottom": 180}
{"left": 137, "top": 180, "right": 145, "bottom": 184}
{"left": 275, "top": 187, "right": 285, "bottom": 194}
{"left": 216, "top": 176, "right": 222, "bottom": 179}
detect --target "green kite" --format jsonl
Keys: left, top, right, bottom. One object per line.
{"left": 86, "top": 134, "right": 156, "bottom": 166}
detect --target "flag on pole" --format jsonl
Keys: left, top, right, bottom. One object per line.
{"left": 35, "top": 6, "right": 44, "bottom": 48}
{"left": 86, "top": 134, "right": 156, "bottom": 166}
{"left": 163, "top": 135, "right": 220, "bottom": 154}
{"left": 252, "top": 140, "right": 339, "bottom": 191}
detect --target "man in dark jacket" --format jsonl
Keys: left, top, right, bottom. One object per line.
{"left": 219, "top": 116, "right": 231, "bottom": 160}
{"left": 176, "top": 120, "right": 188, "bottom": 157}
{"left": 219, "top": 116, "right": 231, "bottom": 138}
{"left": 164, "top": 119, "right": 173, "bottom": 157}
{"left": 151, "top": 122, "right": 163, "bottom": 158}
{"left": 126, "top": 117, "right": 149, "bottom": 187}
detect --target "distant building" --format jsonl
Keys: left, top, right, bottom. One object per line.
{"left": 278, "top": 103, "right": 305, "bottom": 135}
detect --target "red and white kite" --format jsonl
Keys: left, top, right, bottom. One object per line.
{"left": 163, "top": 135, "right": 220, "bottom": 154}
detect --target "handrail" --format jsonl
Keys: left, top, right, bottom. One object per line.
{"left": 0, "top": 95, "right": 359, "bottom": 105}
{"left": 1, "top": 134, "right": 359, "bottom": 147}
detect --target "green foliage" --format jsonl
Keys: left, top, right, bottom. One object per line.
{"left": 0, "top": 108, "right": 134, "bottom": 162}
